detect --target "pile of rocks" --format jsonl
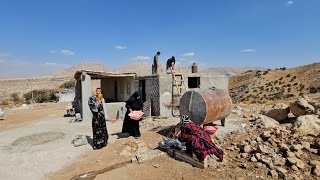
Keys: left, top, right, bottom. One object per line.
{"left": 228, "top": 97, "right": 320, "bottom": 179}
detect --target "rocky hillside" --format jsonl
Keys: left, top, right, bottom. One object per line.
{"left": 229, "top": 62, "right": 320, "bottom": 104}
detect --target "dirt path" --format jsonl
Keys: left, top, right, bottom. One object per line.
{"left": 0, "top": 102, "right": 69, "bottom": 133}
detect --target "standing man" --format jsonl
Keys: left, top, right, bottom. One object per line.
{"left": 166, "top": 56, "right": 176, "bottom": 74}
{"left": 153, "top": 51, "right": 160, "bottom": 75}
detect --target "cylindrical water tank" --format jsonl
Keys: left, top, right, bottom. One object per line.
{"left": 191, "top": 63, "right": 198, "bottom": 73}
{"left": 179, "top": 88, "right": 232, "bottom": 125}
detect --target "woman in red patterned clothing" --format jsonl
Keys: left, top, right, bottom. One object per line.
{"left": 179, "top": 115, "right": 224, "bottom": 162}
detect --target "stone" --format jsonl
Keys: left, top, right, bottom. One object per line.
{"left": 291, "top": 144, "right": 303, "bottom": 151}
{"left": 261, "top": 131, "right": 272, "bottom": 140}
{"left": 275, "top": 166, "right": 288, "bottom": 177}
{"left": 310, "top": 100, "right": 320, "bottom": 112}
{"left": 71, "top": 135, "right": 88, "bottom": 147}
{"left": 291, "top": 165, "right": 299, "bottom": 171}
{"left": 308, "top": 148, "right": 318, "bottom": 154}
{"left": 273, "top": 158, "right": 286, "bottom": 166}
{"left": 258, "top": 145, "right": 272, "bottom": 154}
{"left": 301, "top": 142, "right": 310, "bottom": 149}
{"left": 294, "top": 150, "right": 303, "bottom": 157}
{"left": 243, "top": 145, "right": 252, "bottom": 153}
{"left": 251, "top": 156, "right": 257, "bottom": 162}
{"left": 269, "top": 170, "right": 278, "bottom": 178}
{"left": 241, "top": 153, "right": 249, "bottom": 158}
{"left": 256, "top": 162, "right": 263, "bottom": 168}
{"left": 262, "top": 103, "right": 290, "bottom": 121}
{"left": 252, "top": 115, "right": 281, "bottom": 129}
{"left": 287, "top": 157, "right": 305, "bottom": 169}
{"left": 255, "top": 153, "right": 262, "bottom": 161}
{"left": 292, "top": 115, "right": 320, "bottom": 135}
{"left": 312, "top": 166, "right": 320, "bottom": 177}
{"left": 226, "top": 146, "right": 235, "bottom": 151}
{"left": 285, "top": 151, "right": 296, "bottom": 158}
{"left": 278, "top": 143, "right": 290, "bottom": 152}
{"left": 256, "top": 137, "right": 263, "bottom": 142}
{"left": 290, "top": 98, "right": 315, "bottom": 117}
{"left": 310, "top": 160, "right": 320, "bottom": 167}
{"left": 314, "top": 137, "right": 320, "bottom": 149}
{"left": 240, "top": 163, "right": 248, "bottom": 169}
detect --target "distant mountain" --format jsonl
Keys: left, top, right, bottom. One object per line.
{"left": 49, "top": 62, "right": 109, "bottom": 77}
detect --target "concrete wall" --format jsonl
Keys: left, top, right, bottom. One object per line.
{"left": 101, "top": 77, "right": 135, "bottom": 102}
{"left": 104, "top": 102, "right": 127, "bottom": 120}
{"left": 159, "top": 73, "right": 229, "bottom": 117}
{"left": 81, "top": 73, "right": 92, "bottom": 121}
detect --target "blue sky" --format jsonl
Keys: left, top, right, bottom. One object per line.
{"left": 0, "top": 0, "right": 319, "bottom": 78}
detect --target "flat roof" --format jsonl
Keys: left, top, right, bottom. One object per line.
{"left": 74, "top": 70, "right": 136, "bottom": 80}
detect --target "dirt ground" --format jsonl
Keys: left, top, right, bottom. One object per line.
{"left": 0, "top": 102, "right": 69, "bottom": 132}
{"left": 1, "top": 102, "right": 318, "bottom": 180}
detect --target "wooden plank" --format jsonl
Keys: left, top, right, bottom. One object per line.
{"left": 161, "top": 147, "right": 207, "bottom": 169}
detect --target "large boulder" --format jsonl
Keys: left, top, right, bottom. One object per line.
{"left": 292, "top": 115, "right": 320, "bottom": 135}
{"left": 251, "top": 115, "right": 281, "bottom": 129}
{"left": 262, "top": 103, "right": 290, "bottom": 121}
{"left": 289, "top": 98, "right": 315, "bottom": 117}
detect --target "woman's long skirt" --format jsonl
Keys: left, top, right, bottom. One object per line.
{"left": 122, "top": 113, "right": 141, "bottom": 137}
{"left": 92, "top": 112, "right": 109, "bottom": 149}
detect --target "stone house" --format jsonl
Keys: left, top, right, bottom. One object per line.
{"left": 74, "top": 70, "right": 228, "bottom": 121}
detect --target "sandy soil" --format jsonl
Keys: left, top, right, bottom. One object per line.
{"left": 0, "top": 102, "right": 129, "bottom": 180}
{"left": 0, "top": 102, "right": 69, "bottom": 132}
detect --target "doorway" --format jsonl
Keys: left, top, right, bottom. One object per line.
{"left": 114, "top": 80, "right": 118, "bottom": 101}
{"left": 139, "top": 80, "right": 146, "bottom": 103}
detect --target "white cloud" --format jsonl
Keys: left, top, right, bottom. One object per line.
{"left": 286, "top": 1, "right": 294, "bottom": 6}
{"left": 182, "top": 52, "right": 195, "bottom": 57}
{"left": 0, "top": 52, "right": 11, "bottom": 57}
{"left": 44, "top": 62, "right": 57, "bottom": 66}
{"left": 241, "top": 49, "right": 256, "bottom": 52}
{"left": 115, "top": 45, "right": 127, "bottom": 50}
{"left": 0, "top": 60, "right": 69, "bottom": 78}
{"left": 132, "top": 56, "right": 150, "bottom": 61}
{"left": 49, "top": 50, "right": 56, "bottom": 54}
{"left": 60, "top": 49, "right": 75, "bottom": 56}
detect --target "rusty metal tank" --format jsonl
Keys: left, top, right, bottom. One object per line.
{"left": 179, "top": 87, "right": 232, "bottom": 125}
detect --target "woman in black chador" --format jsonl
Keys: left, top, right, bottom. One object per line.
{"left": 88, "top": 88, "right": 108, "bottom": 149}
{"left": 122, "top": 91, "right": 143, "bottom": 139}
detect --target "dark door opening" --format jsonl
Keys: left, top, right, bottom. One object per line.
{"left": 114, "top": 80, "right": 118, "bottom": 101}
{"left": 188, "top": 77, "right": 200, "bottom": 88}
{"left": 139, "top": 80, "right": 146, "bottom": 102}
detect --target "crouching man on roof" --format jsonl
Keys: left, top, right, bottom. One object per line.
{"left": 178, "top": 115, "right": 224, "bottom": 162}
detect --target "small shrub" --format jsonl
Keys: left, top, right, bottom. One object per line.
{"left": 279, "top": 77, "right": 283, "bottom": 81}
{"left": 59, "top": 80, "right": 76, "bottom": 89}
{"left": 286, "top": 74, "right": 291, "bottom": 77}
{"left": 310, "top": 87, "right": 320, "bottom": 94}
{"left": 293, "top": 83, "right": 298, "bottom": 86}
{"left": 24, "top": 89, "right": 58, "bottom": 103}
{"left": 0, "top": 100, "right": 9, "bottom": 106}
{"left": 10, "top": 93, "right": 21, "bottom": 103}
